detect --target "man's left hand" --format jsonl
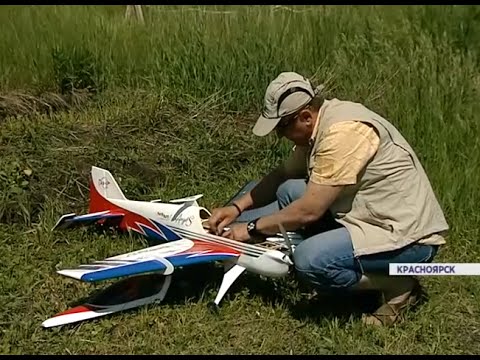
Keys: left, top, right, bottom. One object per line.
{"left": 221, "top": 223, "right": 251, "bottom": 242}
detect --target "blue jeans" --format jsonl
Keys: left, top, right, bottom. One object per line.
{"left": 229, "top": 179, "right": 439, "bottom": 291}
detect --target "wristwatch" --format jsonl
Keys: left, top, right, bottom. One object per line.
{"left": 247, "top": 219, "right": 262, "bottom": 237}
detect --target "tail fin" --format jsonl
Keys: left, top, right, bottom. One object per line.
{"left": 89, "top": 166, "right": 127, "bottom": 213}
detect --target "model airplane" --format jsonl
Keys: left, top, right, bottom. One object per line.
{"left": 51, "top": 166, "right": 213, "bottom": 240}
{"left": 42, "top": 166, "right": 303, "bottom": 328}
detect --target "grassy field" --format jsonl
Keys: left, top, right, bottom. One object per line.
{"left": 1, "top": 5, "right": 480, "bottom": 355}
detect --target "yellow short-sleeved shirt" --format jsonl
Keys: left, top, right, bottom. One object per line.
{"left": 309, "top": 121, "right": 380, "bottom": 186}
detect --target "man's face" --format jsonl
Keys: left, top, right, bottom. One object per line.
{"left": 275, "top": 108, "right": 317, "bottom": 146}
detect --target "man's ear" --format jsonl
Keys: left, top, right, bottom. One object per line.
{"left": 298, "top": 108, "right": 313, "bottom": 124}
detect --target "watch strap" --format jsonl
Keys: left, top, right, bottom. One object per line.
{"left": 247, "top": 218, "right": 261, "bottom": 237}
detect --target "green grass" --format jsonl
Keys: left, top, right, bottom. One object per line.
{"left": 1, "top": 5, "right": 479, "bottom": 355}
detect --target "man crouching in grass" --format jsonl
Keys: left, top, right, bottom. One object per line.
{"left": 208, "top": 72, "right": 449, "bottom": 326}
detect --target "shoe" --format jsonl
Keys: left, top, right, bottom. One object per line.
{"left": 361, "top": 278, "right": 421, "bottom": 326}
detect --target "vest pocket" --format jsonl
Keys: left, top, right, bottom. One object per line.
{"left": 362, "top": 199, "right": 395, "bottom": 233}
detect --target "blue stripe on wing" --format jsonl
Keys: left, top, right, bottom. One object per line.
{"left": 80, "top": 259, "right": 168, "bottom": 282}
{"left": 168, "top": 253, "right": 238, "bottom": 267}
{"left": 76, "top": 253, "right": 238, "bottom": 283}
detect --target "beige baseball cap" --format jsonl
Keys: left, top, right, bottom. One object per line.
{"left": 253, "top": 72, "right": 316, "bottom": 137}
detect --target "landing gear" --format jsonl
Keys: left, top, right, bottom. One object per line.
{"left": 213, "top": 264, "right": 246, "bottom": 306}
{"left": 207, "top": 301, "right": 220, "bottom": 314}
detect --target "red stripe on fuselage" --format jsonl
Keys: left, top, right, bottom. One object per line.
{"left": 88, "top": 180, "right": 238, "bottom": 251}
{"left": 184, "top": 240, "right": 241, "bottom": 256}
{"left": 88, "top": 180, "right": 158, "bottom": 235}
{"left": 89, "top": 180, "right": 113, "bottom": 214}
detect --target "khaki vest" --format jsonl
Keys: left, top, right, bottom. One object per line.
{"left": 309, "top": 99, "right": 449, "bottom": 256}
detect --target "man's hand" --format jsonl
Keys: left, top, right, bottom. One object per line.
{"left": 207, "top": 205, "right": 241, "bottom": 235}
{"left": 221, "top": 223, "right": 251, "bottom": 242}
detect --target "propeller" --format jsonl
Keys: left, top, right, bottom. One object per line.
{"left": 278, "top": 223, "right": 294, "bottom": 258}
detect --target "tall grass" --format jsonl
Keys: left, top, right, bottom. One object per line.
{"left": 1, "top": 6, "right": 478, "bottom": 106}
{"left": 2, "top": 5, "right": 479, "bottom": 241}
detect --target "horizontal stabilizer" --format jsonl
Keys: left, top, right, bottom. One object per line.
{"left": 52, "top": 211, "right": 124, "bottom": 231}
{"left": 169, "top": 194, "right": 203, "bottom": 205}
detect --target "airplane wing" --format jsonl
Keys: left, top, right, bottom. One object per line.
{"left": 52, "top": 210, "right": 125, "bottom": 231}
{"left": 56, "top": 238, "right": 241, "bottom": 283}
{"left": 42, "top": 273, "right": 172, "bottom": 328}
{"left": 44, "top": 238, "right": 241, "bottom": 328}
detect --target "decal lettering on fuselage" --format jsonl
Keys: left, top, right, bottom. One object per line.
{"left": 174, "top": 215, "right": 193, "bottom": 227}
{"left": 157, "top": 212, "right": 169, "bottom": 219}
{"left": 156, "top": 212, "right": 193, "bottom": 227}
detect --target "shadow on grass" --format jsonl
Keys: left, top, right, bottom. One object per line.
{"left": 286, "top": 290, "right": 382, "bottom": 325}
{"left": 64, "top": 263, "right": 221, "bottom": 307}
{"left": 229, "top": 271, "right": 383, "bottom": 325}
{"left": 166, "top": 265, "right": 382, "bottom": 325}
{"left": 44, "top": 263, "right": 224, "bottom": 330}
{"left": 49, "top": 263, "right": 386, "bottom": 330}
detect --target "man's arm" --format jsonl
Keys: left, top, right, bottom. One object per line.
{"left": 233, "top": 146, "right": 309, "bottom": 212}
{"left": 254, "top": 181, "right": 343, "bottom": 235}
{"left": 249, "top": 121, "right": 380, "bottom": 236}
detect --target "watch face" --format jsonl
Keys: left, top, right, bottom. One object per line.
{"left": 247, "top": 222, "right": 254, "bottom": 231}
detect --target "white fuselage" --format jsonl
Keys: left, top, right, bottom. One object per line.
{"left": 91, "top": 164, "right": 293, "bottom": 279}
{"left": 165, "top": 222, "right": 293, "bottom": 278}
{"left": 110, "top": 198, "right": 211, "bottom": 235}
